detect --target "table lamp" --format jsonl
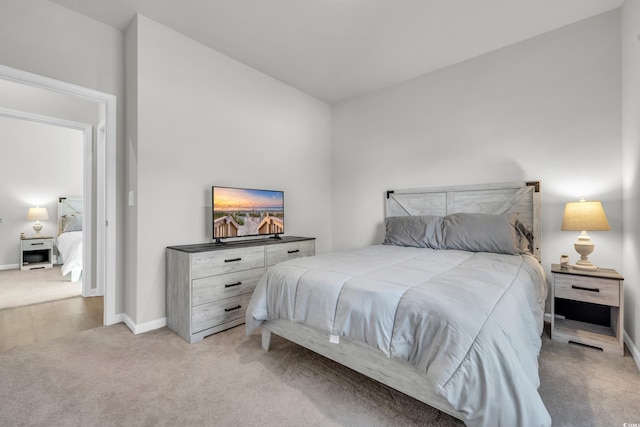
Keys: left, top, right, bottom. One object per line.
{"left": 561, "top": 198, "right": 610, "bottom": 270}
{"left": 27, "top": 207, "right": 49, "bottom": 238}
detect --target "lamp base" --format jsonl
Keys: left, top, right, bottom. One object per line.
{"left": 572, "top": 260, "right": 598, "bottom": 271}
{"left": 572, "top": 231, "right": 598, "bottom": 270}
{"left": 32, "top": 221, "right": 43, "bottom": 238}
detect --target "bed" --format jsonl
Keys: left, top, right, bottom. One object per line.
{"left": 56, "top": 196, "right": 83, "bottom": 282}
{"left": 245, "top": 181, "right": 550, "bottom": 427}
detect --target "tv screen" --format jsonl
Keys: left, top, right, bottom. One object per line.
{"left": 212, "top": 186, "right": 284, "bottom": 241}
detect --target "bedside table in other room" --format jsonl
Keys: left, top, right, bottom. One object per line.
{"left": 551, "top": 264, "right": 624, "bottom": 356}
{"left": 20, "top": 237, "right": 54, "bottom": 271}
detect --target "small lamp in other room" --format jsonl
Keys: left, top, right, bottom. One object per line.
{"left": 561, "top": 198, "right": 610, "bottom": 270}
{"left": 27, "top": 207, "right": 49, "bottom": 238}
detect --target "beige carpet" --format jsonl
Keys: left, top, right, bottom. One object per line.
{"left": 0, "top": 323, "right": 639, "bottom": 426}
{"left": 0, "top": 266, "right": 81, "bottom": 309}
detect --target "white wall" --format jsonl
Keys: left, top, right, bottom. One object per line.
{"left": 126, "top": 15, "right": 332, "bottom": 325}
{"left": 622, "top": 0, "right": 640, "bottom": 358}
{"left": 0, "top": 0, "right": 126, "bottom": 312}
{"left": 332, "top": 11, "right": 622, "bottom": 282}
{"left": 0, "top": 116, "right": 82, "bottom": 267}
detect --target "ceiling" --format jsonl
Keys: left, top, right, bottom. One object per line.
{"left": 49, "top": 0, "right": 623, "bottom": 104}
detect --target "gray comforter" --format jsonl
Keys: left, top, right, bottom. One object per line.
{"left": 246, "top": 245, "right": 550, "bottom": 427}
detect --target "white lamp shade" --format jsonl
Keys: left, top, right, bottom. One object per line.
{"left": 561, "top": 199, "right": 610, "bottom": 231}
{"left": 27, "top": 207, "right": 49, "bottom": 221}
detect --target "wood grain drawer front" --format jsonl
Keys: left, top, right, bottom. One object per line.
{"left": 192, "top": 293, "right": 252, "bottom": 333}
{"left": 555, "top": 275, "right": 619, "bottom": 307}
{"left": 266, "top": 240, "right": 315, "bottom": 266}
{"left": 22, "top": 239, "right": 53, "bottom": 250}
{"left": 192, "top": 267, "right": 266, "bottom": 306}
{"left": 191, "top": 247, "right": 265, "bottom": 279}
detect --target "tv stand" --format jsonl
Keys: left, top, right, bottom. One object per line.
{"left": 270, "top": 234, "right": 282, "bottom": 240}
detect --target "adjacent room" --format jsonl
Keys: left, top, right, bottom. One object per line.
{"left": 0, "top": 0, "right": 639, "bottom": 426}
{"left": 0, "top": 78, "right": 106, "bottom": 351}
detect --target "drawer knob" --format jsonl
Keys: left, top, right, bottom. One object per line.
{"left": 224, "top": 305, "right": 242, "bottom": 312}
{"left": 288, "top": 249, "right": 300, "bottom": 254}
{"left": 224, "top": 281, "right": 242, "bottom": 288}
{"left": 571, "top": 285, "right": 600, "bottom": 293}
{"left": 224, "top": 258, "right": 242, "bottom": 263}
{"left": 32, "top": 243, "right": 44, "bottom": 246}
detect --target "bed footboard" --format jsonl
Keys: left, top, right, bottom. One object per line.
{"left": 257, "top": 319, "right": 462, "bottom": 422}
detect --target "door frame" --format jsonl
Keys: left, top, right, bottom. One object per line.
{"left": 0, "top": 64, "right": 118, "bottom": 325}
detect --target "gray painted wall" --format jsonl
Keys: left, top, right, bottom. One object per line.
{"left": 126, "top": 15, "right": 333, "bottom": 325}
{"left": 332, "top": 11, "right": 622, "bottom": 311}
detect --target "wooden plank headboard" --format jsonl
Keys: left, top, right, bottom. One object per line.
{"left": 57, "top": 196, "right": 82, "bottom": 235}
{"left": 385, "top": 181, "right": 541, "bottom": 260}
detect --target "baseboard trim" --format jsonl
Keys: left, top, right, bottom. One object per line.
{"left": 0, "top": 264, "right": 19, "bottom": 271}
{"left": 108, "top": 313, "right": 125, "bottom": 326}
{"left": 624, "top": 331, "right": 640, "bottom": 372}
{"left": 122, "top": 314, "right": 167, "bottom": 335}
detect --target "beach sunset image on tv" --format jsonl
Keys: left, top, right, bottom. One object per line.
{"left": 212, "top": 187, "right": 284, "bottom": 239}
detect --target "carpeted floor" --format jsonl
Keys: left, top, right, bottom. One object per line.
{"left": 0, "top": 323, "right": 638, "bottom": 426}
{"left": 0, "top": 266, "right": 81, "bottom": 310}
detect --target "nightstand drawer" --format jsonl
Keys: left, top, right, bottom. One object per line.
{"left": 22, "top": 239, "right": 53, "bottom": 250}
{"left": 554, "top": 275, "right": 619, "bottom": 307}
{"left": 192, "top": 267, "right": 265, "bottom": 306}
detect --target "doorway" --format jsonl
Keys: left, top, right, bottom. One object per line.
{"left": 0, "top": 64, "right": 117, "bottom": 326}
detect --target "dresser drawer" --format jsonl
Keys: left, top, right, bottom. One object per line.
{"left": 192, "top": 267, "right": 265, "bottom": 306}
{"left": 266, "top": 240, "right": 315, "bottom": 266}
{"left": 22, "top": 239, "right": 53, "bottom": 250}
{"left": 555, "top": 274, "right": 619, "bottom": 307}
{"left": 191, "top": 246, "right": 265, "bottom": 279}
{"left": 192, "top": 293, "right": 252, "bottom": 333}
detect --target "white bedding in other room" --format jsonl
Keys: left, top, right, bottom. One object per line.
{"left": 246, "top": 245, "right": 550, "bottom": 427}
{"left": 56, "top": 231, "right": 82, "bottom": 278}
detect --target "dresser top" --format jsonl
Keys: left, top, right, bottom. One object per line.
{"left": 167, "top": 236, "right": 315, "bottom": 253}
{"left": 551, "top": 263, "right": 623, "bottom": 280}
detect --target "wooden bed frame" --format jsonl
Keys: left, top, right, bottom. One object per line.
{"left": 259, "top": 181, "right": 542, "bottom": 422}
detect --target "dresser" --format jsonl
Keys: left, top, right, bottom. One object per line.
{"left": 551, "top": 264, "right": 624, "bottom": 355}
{"left": 166, "top": 236, "right": 315, "bottom": 343}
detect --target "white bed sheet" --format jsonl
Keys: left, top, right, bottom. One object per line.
{"left": 247, "top": 245, "right": 550, "bottom": 427}
{"left": 56, "top": 231, "right": 82, "bottom": 279}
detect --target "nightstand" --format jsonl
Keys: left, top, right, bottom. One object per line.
{"left": 20, "top": 236, "right": 54, "bottom": 271}
{"left": 551, "top": 264, "right": 624, "bottom": 355}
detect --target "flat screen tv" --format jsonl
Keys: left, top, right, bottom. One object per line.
{"left": 212, "top": 186, "right": 284, "bottom": 242}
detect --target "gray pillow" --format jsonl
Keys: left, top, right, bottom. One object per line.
{"left": 442, "top": 212, "right": 519, "bottom": 255}
{"left": 383, "top": 215, "right": 443, "bottom": 249}
{"left": 62, "top": 214, "right": 82, "bottom": 232}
